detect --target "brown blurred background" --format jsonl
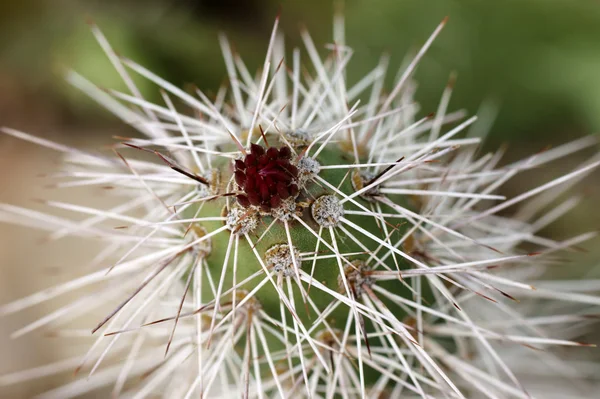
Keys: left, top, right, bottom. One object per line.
{"left": 1, "top": 0, "right": 600, "bottom": 397}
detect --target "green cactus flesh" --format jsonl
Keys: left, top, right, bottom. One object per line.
{"left": 186, "top": 142, "right": 425, "bottom": 372}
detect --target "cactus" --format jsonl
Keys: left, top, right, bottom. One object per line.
{"left": 1, "top": 12, "right": 600, "bottom": 399}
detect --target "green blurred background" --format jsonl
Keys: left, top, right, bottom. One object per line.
{"left": 1, "top": 0, "right": 600, "bottom": 397}
{"left": 4, "top": 0, "right": 600, "bottom": 141}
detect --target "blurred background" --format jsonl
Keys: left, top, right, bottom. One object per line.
{"left": 1, "top": 0, "right": 600, "bottom": 397}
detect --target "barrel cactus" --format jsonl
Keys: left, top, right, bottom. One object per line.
{"left": 2, "top": 13, "right": 600, "bottom": 399}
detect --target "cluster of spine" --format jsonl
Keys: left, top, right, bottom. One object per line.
{"left": 0, "top": 12, "right": 599, "bottom": 399}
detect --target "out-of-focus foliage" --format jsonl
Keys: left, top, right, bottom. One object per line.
{"left": 2, "top": 0, "right": 600, "bottom": 141}
{"left": 344, "top": 0, "right": 600, "bottom": 143}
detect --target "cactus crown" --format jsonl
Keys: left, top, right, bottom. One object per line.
{"left": 0, "top": 11, "right": 599, "bottom": 399}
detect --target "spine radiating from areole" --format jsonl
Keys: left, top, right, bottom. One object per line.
{"left": 0, "top": 11, "right": 599, "bottom": 399}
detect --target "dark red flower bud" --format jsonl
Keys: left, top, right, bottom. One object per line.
{"left": 279, "top": 146, "right": 291, "bottom": 159}
{"left": 267, "top": 147, "right": 279, "bottom": 160}
{"left": 265, "top": 176, "right": 274, "bottom": 188}
{"left": 234, "top": 171, "right": 246, "bottom": 187}
{"left": 259, "top": 182, "right": 270, "bottom": 201}
{"left": 235, "top": 144, "right": 299, "bottom": 211}
{"left": 245, "top": 154, "right": 257, "bottom": 166}
{"left": 235, "top": 159, "right": 246, "bottom": 170}
{"left": 287, "top": 164, "right": 299, "bottom": 177}
{"left": 277, "top": 182, "right": 290, "bottom": 199}
{"left": 270, "top": 195, "right": 282, "bottom": 208}
{"left": 248, "top": 192, "right": 261, "bottom": 206}
{"left": 245, "top": 177, "right": 255, "bottom": 191}
{"left": 250, "top": 143, "right": 265, "bottom": 156}
{"left": 237, "top": 195, "right": 250, "bottom": 208}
